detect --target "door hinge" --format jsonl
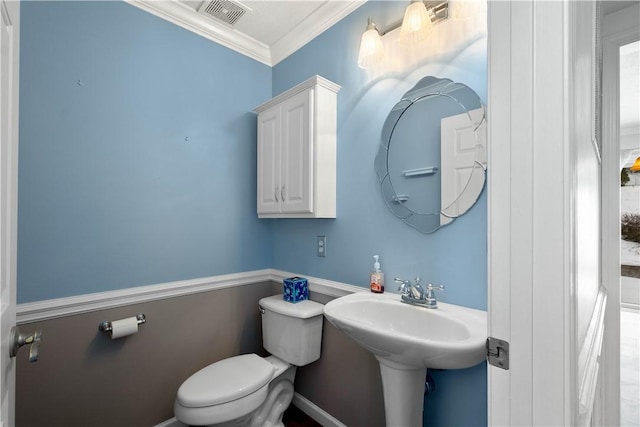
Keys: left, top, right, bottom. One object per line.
{"left": 486, "top": 337, "right": 509, "bottom": 370}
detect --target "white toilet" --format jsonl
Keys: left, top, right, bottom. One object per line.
{"left": 174, "top": 294, "right": 324, "bottom": 427}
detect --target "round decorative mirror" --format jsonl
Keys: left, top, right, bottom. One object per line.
{"left": 374, "top": 76, "right": 487, "bottom": 233}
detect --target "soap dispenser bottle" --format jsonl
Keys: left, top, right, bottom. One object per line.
{"left": 370, "top": 255, "right": 385, "bottom": 293}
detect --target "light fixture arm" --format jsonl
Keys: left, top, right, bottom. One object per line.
{"left": 376, "top": 0, "right": 450, "bottom": 36}
{"left": 356, "top": 1, "right": 449, "bottom": 69}
{"left": 424, "top": 0, "right": 449, "bottom": 23}
{"left": 365, "top": 17, "right": 379, "bottom": 32}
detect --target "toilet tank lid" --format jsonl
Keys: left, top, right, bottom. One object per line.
{"left": 259, "top": 295, "right": 324, "bottom": 318}
{"left": 176, "top": 354, "right": 274, "bottom": 408}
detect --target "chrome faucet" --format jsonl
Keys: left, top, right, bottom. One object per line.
{"left": 394, "top": 277, "right": 444, "bottom": 309}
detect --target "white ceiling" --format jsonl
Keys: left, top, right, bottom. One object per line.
{"left": 126, "top": 0, "right": 364, "bottom": 66}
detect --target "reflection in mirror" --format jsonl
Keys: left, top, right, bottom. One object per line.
{"left": 375, "top": 76, "right": 487, "bottom": 233}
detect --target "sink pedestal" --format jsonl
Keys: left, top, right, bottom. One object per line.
{"left": 377, "top": 357, "right": 426, "bottom": 427}
{"left": 323, "top": 292, "right": 487, "bottom": 427}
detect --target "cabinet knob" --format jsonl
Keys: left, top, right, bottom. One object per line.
{"left": 281, "top": 186, "right": 286, "bottom": 202}
{"left": 274, "top": 186, "right": 279, "bottom": 202}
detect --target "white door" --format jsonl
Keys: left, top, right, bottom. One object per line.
{"left": 280, "top": 89, "right": 312, "bottom": 214}
{"left": 0, "top": 0, "right": 19, "bottom": 425}
{"left": 257, "top": 106, "right": 281, "bottom": 215}
{"left": 440, "top": 108, "right": 486, "bottom": 225}
{"left": 487, "top": 1, "right": 601, "bottom": 425}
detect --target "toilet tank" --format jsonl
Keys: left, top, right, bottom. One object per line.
{"left": 259, "top": 295, "right": 324, "bottom": 366}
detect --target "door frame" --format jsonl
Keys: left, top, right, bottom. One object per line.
{"left": 0, "top": 0, "right": 19, "bottom": 425}
{"left": 601, "top": 3, "right": 640, "bottom": 426}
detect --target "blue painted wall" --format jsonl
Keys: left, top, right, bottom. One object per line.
{"left": 272, "top": 1, "right": 487, "bottom": 311}
{"left": 271, "top": 2, "right": 488, "bottom": 425}
{"left": 18, "top": 1, "right": 273, "bottom": 302}
{"left": 19, "top": 1, "right": 487, "bottom": 425}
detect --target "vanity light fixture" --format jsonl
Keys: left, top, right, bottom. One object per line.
{"left": 399, "top": 0, "right": 433, "bottom": 45}
{"left": 631, "top": 156, "right": 640, "bottom": 172}
{"left": 357, "top": 18, "right": 385, "bottom": 69}
{"left": 357, "top": 1, "right": 449, "bottom": 69}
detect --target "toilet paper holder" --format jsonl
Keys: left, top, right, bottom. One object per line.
{"left": 99, "top": 313, "right": 146, "bottom": 334}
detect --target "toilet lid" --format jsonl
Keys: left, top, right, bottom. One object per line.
{"left": 176, "top": 354, "right": 275, "bottom": 408}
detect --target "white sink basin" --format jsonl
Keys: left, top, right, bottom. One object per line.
{"left": 323, "top": 291, "right": 487, "bottom": 426}
{"left": 323, "top": 291, "right": 487, "bottom": 369}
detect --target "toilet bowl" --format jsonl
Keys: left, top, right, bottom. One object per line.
{"left": 174, "top": 295, "right": 324, "bottom": 427}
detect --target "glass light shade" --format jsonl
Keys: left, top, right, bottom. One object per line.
{"left": 399, "top": 1, "right": 433, "bottom": 45}
{"left": 357, "top": 27, "right": 384, "bottom": 69}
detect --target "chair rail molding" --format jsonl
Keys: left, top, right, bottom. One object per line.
{"left": 17, "top": 269, "right": 364, "bottom": 324}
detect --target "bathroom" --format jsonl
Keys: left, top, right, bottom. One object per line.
{"left": 2, "top": 0, "right": 635, "bottom": 426}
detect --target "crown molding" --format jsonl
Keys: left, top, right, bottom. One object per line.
{"left": 125, "top": 0, "right": 272, "bottom": 65}
{"left": 270, "top": 0, "right": 367, "bottom": 66}
{"left": 125, "top": 0, "right": 365, "bottom": 67}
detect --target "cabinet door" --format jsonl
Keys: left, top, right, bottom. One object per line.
{"left": 280, "top": 89, "right": 313, "bottom": 213}
{"left": 257, "top": 106, "right": 281, "bottom": 214}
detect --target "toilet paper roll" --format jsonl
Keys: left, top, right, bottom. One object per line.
{"left": 110, "top": 317, "right": 139, "bottom": 339}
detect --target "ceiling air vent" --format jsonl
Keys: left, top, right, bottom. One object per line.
{"left": 198, "top": 0, "right": 250, "bottom": 27}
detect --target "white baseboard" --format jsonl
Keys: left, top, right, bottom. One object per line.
{"left": 154, "top": 394, "right": 345, "bottom": 427}
{"left": 293, "top": 392, "right": 347, "bottom": 427}
{"left": 17, "top": 269, "right": 365, "bottom": 324}
{"left": 154, "top": 417, "right": 184, "bottom": 427}
{"left": 153, "top": 395, "right": 346, "bottom": 427}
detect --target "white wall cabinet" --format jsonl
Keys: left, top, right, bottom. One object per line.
{"left": 254, "top": 75, "right": 340, "bottom": 218}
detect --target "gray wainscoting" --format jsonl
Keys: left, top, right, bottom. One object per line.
{"left": 298, "top": 292, "right": 386, "bottom": 427}
{"left": 16, "top": 281, "right": 385, "bottom": 426}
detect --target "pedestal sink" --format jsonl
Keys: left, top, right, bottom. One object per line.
{"left": 323, "top": 292, "right": 487, "bottom": 427}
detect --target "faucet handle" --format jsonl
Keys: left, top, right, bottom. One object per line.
{"left": 424, "top": 284, "right": 444, "bottom": 308}
{"left": 426, "top": 284, "right": 444, "bottom": 292}
{"left": 394, "top": 278, "right": 411, "bottom": 294}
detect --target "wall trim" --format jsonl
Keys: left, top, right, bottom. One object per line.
{"left": 152, "top": 393, "right": 347, "bottom": 427}
{"left": 125, "top": 0, "right": 365, "bottom": 67}
{"left": 125, "top": 0, "right": 272, "bottom": 65}
{"left": 293, "top": 392, "right": 347, "bottom": 427}
{"left": 269, "top": 270, "right": 364, "bottom": 299}
{"left": 269, "top": 1, "right": 365, "bottom": 66}
{"left": 17, "top": 269, "right": 365, "bottom": 324}
{"left": 153, "top": 417, "right": 182, "bottom": 427}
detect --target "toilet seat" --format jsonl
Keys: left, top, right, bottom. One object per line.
{"left": 174, "top": 354, "right": 276, "bottom": 425}
{"left": 177, "top": 354, "right": 275, "bottom": 408}
{"left": 174, "top": 294, "right": 324, "bottom": 426}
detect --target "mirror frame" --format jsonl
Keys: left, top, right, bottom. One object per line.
{"left": 374, "top": 76, "right": 487, "bottom": 233}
